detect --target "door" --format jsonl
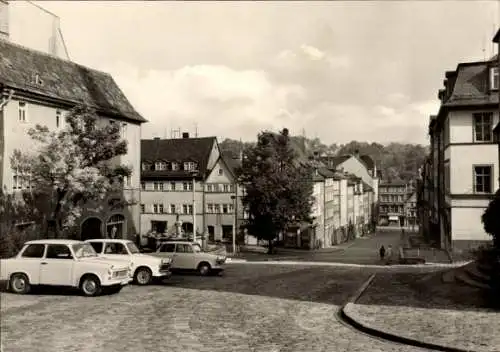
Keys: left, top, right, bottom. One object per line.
{"left": 102, "top": 242, "right": 131, "bottom": 263}
{"left": 18, "top": 243, "right": 46, "bottom": 285}
{"left": 157, "top": 243, "right": 176, "bottom": 264}
{"left": 174, "top": 243, "right": 195, "bottom": 269}
{"left": 39, "top": 244, "right": 74, "bottom": 286}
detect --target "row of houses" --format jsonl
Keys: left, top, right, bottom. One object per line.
{"left": 0, "top": 33, "right": 382, "bottom": 249}
{"left": 418, "top": 28, "right": 500, "bottom": 252}
{"left": 378, "top": 180, "right": 417, "bottom": 228}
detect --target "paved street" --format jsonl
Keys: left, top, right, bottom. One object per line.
{"left": 0, "top": 263, "right": 437, "bottom": 352}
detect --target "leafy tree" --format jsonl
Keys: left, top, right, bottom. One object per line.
{"left": 10, "top": 105, "right": 132, "bottom": 238}
{"left": 237, "top": 128, "right": 313, "bottom": 254}
{"left": 482, "top": 188, "right": 500, "bottom": 250}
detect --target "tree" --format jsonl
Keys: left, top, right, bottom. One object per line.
{"left": 237, "top": 128, "right": 313, "bottom": 254}
{"left": 10, "top": 105, "right": 132, "bottom": 238}
{"left": 482, "top": 188, "right": 500, "bottom": 250}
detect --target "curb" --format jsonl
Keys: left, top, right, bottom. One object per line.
{"left": 339, "top": 277, "right": 474, "bottom": 352}
{"left": 226, "top": 259, "right": 469, "bottom": 268}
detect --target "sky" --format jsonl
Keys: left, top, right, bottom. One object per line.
{"left": 8, "top": 1, "right": 500, "bottom": 145}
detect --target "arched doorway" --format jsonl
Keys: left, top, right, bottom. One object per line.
{"left": 81, "top": 217, "right": 103, "bottom": 241}
{"left": 106, "top": 214, "right": 125, "bottom": 239}
{"left": 182, "top": 222, "right": 193, "bottom": 234}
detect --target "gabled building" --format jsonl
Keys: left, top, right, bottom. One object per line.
{"left": 377, "top": 181, "right": 408, "bottom": 226}
{"left": 426, "top": 33, "right": 499, "bottom": 251}
{"left": 140, "top": 135, "right": 241, "bottom": 244}
{"left": 0, "top": 39, "right": 146, "bottom": 240}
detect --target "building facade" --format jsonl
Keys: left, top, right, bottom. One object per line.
{"left": 425, "top": 42, "right": 499, "bottom": 251}
{"left": 0, "top": 39, "right": 146, "bottom": 240}
{"left": 140, "top": 136, "right": 242, "bottom": 244}
{"left": 404, "top": 191, "right": 417, "bottom": 229}
{"left": 378, "top": 181, "right": 409, "bottom": 226}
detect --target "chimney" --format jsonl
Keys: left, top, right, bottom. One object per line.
{"left": 354, "top": 149, "right": 360, "bottom": 158}
{"left": 0, "top": 0, "right": 9, "bottom": 40}
{"left": 182, "top": 132, "right": 189, "bottom": 139}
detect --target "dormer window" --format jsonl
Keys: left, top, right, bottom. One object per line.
{"left": 155, "top": 162, "right": 166, "bottom": 171}
{"left": 184, "top": 162, "right": 197, "bottom": 171}
{"left": 171, "top": 162, "right": 179, "bottom": 171}
{"left": 491, "top": 67, "right": 499, "bottom": 90}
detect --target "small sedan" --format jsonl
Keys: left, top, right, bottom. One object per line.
{"left": 85, "top": 239, "right": 172, "bottom": 285}
{"left": 150, "top": 240, "right": 226, "bottom": 276}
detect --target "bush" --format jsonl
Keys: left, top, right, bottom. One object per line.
{"left": 482, "top": 188, "right": 500, "bottom": 250}
{"left": 0, "top": 224, "right": 42, "bottom": 259}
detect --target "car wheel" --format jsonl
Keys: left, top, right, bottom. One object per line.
{"left": 134, "top": 267, "right": 152, "bottom": 285}
{"left": 9, "top": 273, "right": 31, "bottom": 294}
{"left": 80, "top": 275, "right": 102, "bottom": 297}
{"left": 197, "top": 262, "right": 211, "bottom": 276}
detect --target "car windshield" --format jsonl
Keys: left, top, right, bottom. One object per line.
{"left": 72, "top": 243, "right": 98, "bottom": 258}
{"left": 192, "top": 243, "right": 202, "bottom": 253}
{"left": 126, "top": 242, "right": 140, "bottom": 254}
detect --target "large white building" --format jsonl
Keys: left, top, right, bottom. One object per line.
{"left": 428, "top": 51, "right": 499, "bottom": 251}
{"left": 0, "top": 38, "right": 146, "bottom": 240}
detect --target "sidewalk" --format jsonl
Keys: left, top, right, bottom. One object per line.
{"left": 342, "top": 271, "right": 499, "bottom": 352}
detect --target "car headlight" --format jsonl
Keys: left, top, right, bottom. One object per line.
{"left": 161, "top": 258, "right": 170, "bottom": 265}
{"left": 107, "top": 267, "right": 113, "bottom": 276}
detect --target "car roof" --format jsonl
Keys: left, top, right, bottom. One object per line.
{"left": 164, "top": 241, "right": 195, "bottom": 244}
{"left": 85, "top": 239, "right": 133, "bottom": 244}
{"left": 25, "top": 239, "right": 84, "bottom": 245}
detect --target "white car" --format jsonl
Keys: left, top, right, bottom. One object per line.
{"left": 0, "top": 239, "right": 132, "bottom": 297}
{"left": 85, "top": 239, "right": 172, "bottom": 285}
{"left": 151, "top": 240, "right": 226, "bottom": 276}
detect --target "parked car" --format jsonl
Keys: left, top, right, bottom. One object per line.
{"left": 0, "top": 239, "right": 132, "bottom": 296}
{"left": 150, "top": 240, "right": 226, "bottom": 276}
{"left": 85, "top": 239, "right": 172, "bottom": 285}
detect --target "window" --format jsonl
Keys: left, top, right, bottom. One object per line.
{"left": 215, "top": 204, "right": 221, "bottom": 213}
{"left": 473, "top": 113, "right": 493, "bottom": 142}
{"left": 46, "top": 244, "right": 73, "bottom": 259}
{"left": 206, "top": 184, "right": 213, "bottom": 192}
{"left": 142, "top": 163, "right": 148, "bottom": 171}
{"left": 21, "top": 244, "right": 45, "bottom": 258}
{"left": 154, "top": 182, "right": 163, "bottom": 191}
{"left": 155, "top": 162, "right": 166, "bottom": 171}
{"left": 18, "top": 101, "right": 26, "bottom": 122}
{"left": 171, "top": 162, "right": 179, "bottom": 171}
{"left": 170, "top": 182, "right": 176, "bottom": 191}
{"left": 474, "top": 165, "right": 492, "bottom": 193}
{"left": 184, "top": 162, "right": 196, "bottom": 171}
{"left": 104, "top": 243, "right": 128, "bottom": 255}
{"left": 141, "top": 182, "right": 145, "bottom": 190}
{"left": 140, "top": 204, "right": 145, "bottom": 213}
{"left": 183, "top": 182, "right": 192, "bottom": 191}
{"left": 159, "top": 204, "right": 164, "bottom": 213}
{"left": 222, "top": 204, "right": 228, "bottom": 214}
{"left": 491, "top": 67, "right": 499, "bottom": 90}
{"left": 229, "top": 184, "right": 235, "bottom": 192}
{"left": 207, "top": 203, "right": 214, "bottom": 213}
{"left": 121, "top": 123, "right": 127, "bottom": 138}
{"left": 123, "top": 175, "right": 131, "bottom": 187}
{"left": 56, "top": 110, "right": 62, "bottom": 128}
{"left": 228, "top": 204, "right": 234, "bottom": 213}
{"left": 176, "top": 244, "right": 193, "bottom": 253}
{"left": 159, "top": 243, "right": 175, "bottom": 253}
{"left": 170, "top": 204, "right": 176, "bottom": 214}
{"left": 218, "top": 168, "right": 223, "bottom": 176}
{"left": 151, "top": 220, "right": 167, "bottom": 233}
{"left": 223, "top": 184, "right": 229, "bottom": 192}
{"left": 88, "top": 242, "right": 103, "bottom": 254}
{"left": 188, "top": 205, "right": 193, "bottom": 214}
{"left": 153, "top": 204, "right": 159, "bottom": 213}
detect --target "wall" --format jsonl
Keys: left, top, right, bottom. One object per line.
{"left": 339, "top": 179, "right": 348, "bottom": 227}
{"left": 451, "top": 207, "right": 491, "bottom": 242}
{"left": 338, "top": 157, "right": 374, "bottom": 187}
{"left": 449, "top": 110, "right": 499, "bottom": 144}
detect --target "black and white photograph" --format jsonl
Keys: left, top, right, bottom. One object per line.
{"left": 0, "top": 1, "right": 499, "bottom": 351}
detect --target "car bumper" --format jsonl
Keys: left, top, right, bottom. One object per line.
{"left": 154, "top": 270, "right": 172, "bottom": 279}
{"left": 103, "top": 277, "right": 132, "bottom": 287}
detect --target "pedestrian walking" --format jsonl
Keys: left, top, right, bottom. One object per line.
{"left": 386, "top": 244, "right": 393, "bottom": 264}
{"left": 379, "top": 245, "right": 386, "bottom": 261}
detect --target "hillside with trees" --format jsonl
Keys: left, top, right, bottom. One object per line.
{"left": 219, "top": 137, "right": 428, "bottom": 182}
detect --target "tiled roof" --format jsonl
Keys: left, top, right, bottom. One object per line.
{"left": 444, "top": 60, "right": 499, "bottom": 108}
{"left": 221, "top": 151, "right": 241, "bottom": 175}
{"left": 359, "top": 155, "right": 375, "bottom": 170}
{"left": 362, "top": 181, "right": 373, "bottom": 192}
{"left": 141, "top": 137, "right": 216, "bottom": 179}
{"left": 317, "top": 167, "right": 336, "bottom": 178}
{"left": 493, "top": 28, "right": 500, "bottom": 43}
{"left": 380, "top": 180, "right": 407, "bottom": 186}
{"left": 0, "top": 40, "right": 146, "bottom": 123}
{"left": 319, "top": 155, "right": 350, "bottom": 169}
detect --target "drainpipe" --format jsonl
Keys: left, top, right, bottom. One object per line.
{"left": 0, "top": 89, "right": 14, "bottom": 111}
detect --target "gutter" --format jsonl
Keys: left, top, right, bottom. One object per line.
{"left": 0, "top": 89, "right": 14, "bottom": 111}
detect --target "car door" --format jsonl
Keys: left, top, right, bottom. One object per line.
{"left": 39, "top": 244, "right": 74, "bottom": 286}
{"left": 17, "top": 244, "right": 46, "bottom": 285}
{"left": 174, "top": 244, "right": 195, "bottom": 269}
{"left": 157, "top": 243, "right": 176, "bottom": 265}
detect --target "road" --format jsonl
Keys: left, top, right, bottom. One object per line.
{"left": 0, "top": 263, "right": 437, "bottom": 352}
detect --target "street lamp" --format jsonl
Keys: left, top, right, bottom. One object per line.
{"left": 230, "top": 194, "right": 236, "bottom": 254}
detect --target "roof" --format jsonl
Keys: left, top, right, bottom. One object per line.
{"left": 221, "top": 151, "right": 241, "bottom": 175}
{"left": 319, "top": 155, "right": 351, "bottom": 168}
{"left": 493, "top": 28, "right": 500, "bottom": 43}
{"left": 443, "top": 60, "right": 499, "bottom": 108}
{"left": 85, "top": 239, "right": 134, "bottom": 243}
{"left": 0, "top": 40, "right": 146, "bottom": 123}
{"left": 359, "top": 155, "right": 375, "bottom": 170}
{"left": 25, "top": 239, "right": 84, "bottom": 245}
{"left": 494, "top": 121, "right": 500, "bottom": 133}
{"left": 317, "top": 167, "right": 336, "bottom": 178}
{"left": 141, "top": 137, "right": 217, "bottom": 179}
{"left": 362, "top": 181, "right": 373, "bottom": 192}
{"left": 380, "top": 180, "right": 407, "bottom": 186}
